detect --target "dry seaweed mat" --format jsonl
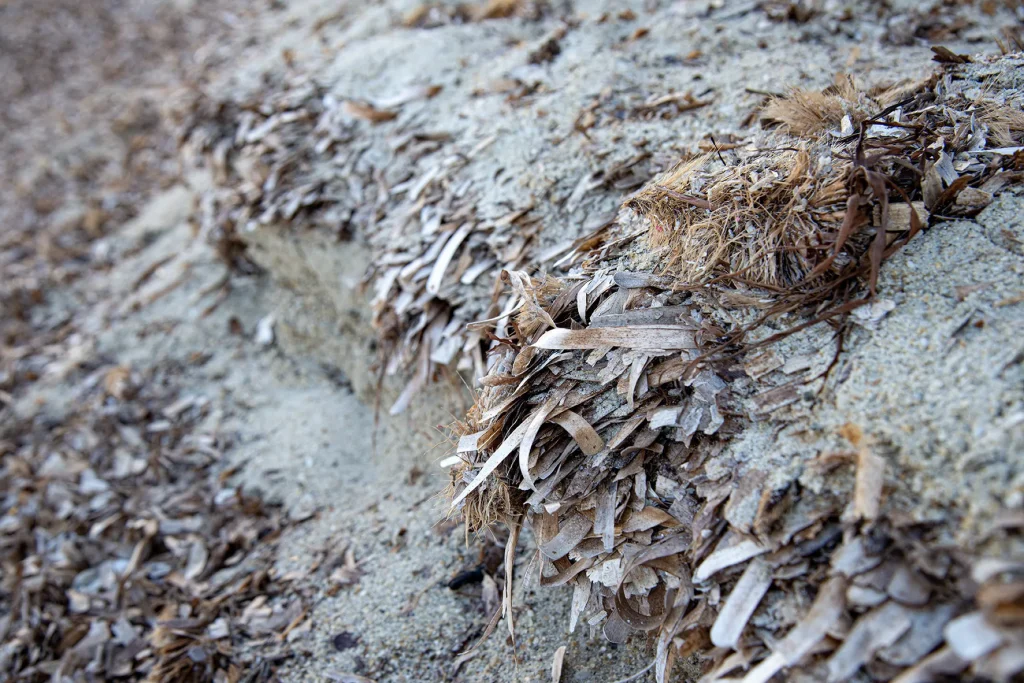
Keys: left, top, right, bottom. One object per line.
{"left": 0, "top": 363, "right": 312, "bottom": 682}
{"left": 445, "top": 53, "right": 1024, "bottom": 681}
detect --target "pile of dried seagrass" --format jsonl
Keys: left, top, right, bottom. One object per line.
{"left": 446, "top": 53, "right": 1024, "bottom": 681}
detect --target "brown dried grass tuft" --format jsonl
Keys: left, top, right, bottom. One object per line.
{"left": 627, "top": 146, "right": 852, "bottom": 291}
{"left": 979, "top": 101, "right": 1024, "bottom": 147}
{"left": 761, "top": 75, "right": 928, "bottom": 137}
{"left": 450, "top": 464, "right": 514, "bottom": 532}
{"left": 761, "top": 75, "right": 866, "bottom": 136}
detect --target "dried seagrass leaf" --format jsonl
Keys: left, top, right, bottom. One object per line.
{"left": 326, "top": 670, "right": 377, "bottom": 682}
{"left": 647, "top": 357, "right": 686, "bottom": 387}
{"left": 541, "top": 557, "right": 595, "bottom": 587}
{"left": 613, "top": 271, "right": 674, "bottom": 289}
{"left": 540, "top": 513, "right": 593, "bottom": 561}
{"left": 750, "top": 384, "right": 799, "bottom": 415}
{"left": 655, "top": 606, "right": 685, "bottom": 683}
{"left": 614, "top": 583, "right": 669, "bottom": 632}
{"left": 590, "top": 305, "right": 691, "bottom": 328}
{"left": 709, "top": 558, "right": 773, "bottom": 649}
{"left": 973, "top": 644, "right": 1024, "bottom": 681}
{"left": 594, "top": 480, "right": 618, "bottom": 552}
{"left": 624, "top": 352, "right": 649, "bottom": 410}
{"left": 450, "top": 415, "right": 533, "bottom": 509}
{"left": 503, "top": 519, "right": 522, "bottom": 641}
{"left": 847, "top": 584, "right": 887, "bottom": 607}
{"left": 972, "top": 558, "right": 1024, "bottom": 583}
{"left": 372, "top": 84, "right": 442, "bottom": 109}
{"left": 479, "top": 352, "right": 572, "bottom": 421}
{"left": 552, "top": 645, "right": 567, "bottom": 683}
{"left": 890, "top": 646, "right": 967, "bottom": 683}
{"left": 390, "top": 343, "right": 431, "bottom": 415}
{"left": 886, "top": 565, "right": 931, "bottom": 606}
{"left": 426, "top": 223, "right": 473, "bottom": 296}
{"left": 534, "top": 326, "right": 696, "bottom": 351}
{"left": 550, "top": 411, "right": 604, "bottom": 455}
{"left": 878, "top": 604, "right": 956, "bottom": 666}
{"left": 343, "top": 101, "right": 398, "bottom": 123}
{"left": 976, "top": 579, "right": 1024, "bottom": 626}
{"left": 525, "top": 454, "right": 585, "bottom": 508}
{"left": 825, "top": 601, "right": 912, "bottom": 682}
{"left": 831, "top": 535, "right": 882, "bottom": 577}
{"left": 943, "top": 612, "right": 1004, "bottom": 661}
{"left": 930, "top": 45, "right": 971, "bottom": 64}
{"left": 512, "top": 345, "right": 538, "bottom": 376}
{"left": 743, "top": 350, "right": 783, "bottom": 380}
{"left": 519, "top": 385, "right": 574, "bottom": 491}
{"left": 569, "top": 579, "right": 591, "bottom": 633}
{"left": 620, "top": 506, "right": 674, "bottom": 533}
{"left": 742, "top": 576, "right": 847, "bottom": 683}
{"left": 853, "top": 444, "right": 885, "bottom": 522}
{"left": 693, "top": 536, "right": 769, "bottom": 583}
{"left": 457, "top": 431, "right": 485, "bottom": 453}
{"left": 603, "top": 612, "right": 632, "bottom": 644}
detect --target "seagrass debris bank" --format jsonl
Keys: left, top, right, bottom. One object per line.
{"left": 446, "top": 53, "right": 1024, "bottom": 682}
{"left": 172, "top": 73, "right": 548, "bottom": 414}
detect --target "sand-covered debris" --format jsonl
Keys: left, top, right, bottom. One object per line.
{"left": 446, "top": 53, "right": 1024, "bottom": 681}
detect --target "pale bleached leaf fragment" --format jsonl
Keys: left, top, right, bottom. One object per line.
{"left": 879, "top": 604, "right": 956, "bottom": 667}
{"left": 744, "top": 577, "right": 847, "bottom": 683}
{"left": 519, "top": 385, "right": 574, "bottom": 490}
{"left": 890, "top": 646, "right": 967, "bottom": 683}
{"left": 450, "top": 415, "right": 532, "bottom": 509}
{"left": 594, "top": 480, "right": 618, "bottom": 553}
{"left": 854, "top": 445, "right": 885, "bottom": 522}
{"left": 457, "top": 430, "right": 485, "bottom": 453}
{"left": 343, "top": 100, "right": 397, "bottom": 123}
{"left": 943, "top": 612, "right": 1004, "bottom": 661}
{"left": 569, "top": 579, "right": 591, "bottom": 633}
{"left": 534, "top": 326, "right": 696, "bottom": 351}
{"left": 503, "top": 519, "right": 521, "bottom": 641}
{"left": 710, "top": 558, "right": 773, "bottom": 649}
{"left": 620, "top": 506, "right": 674, "bottom": 533}
{"left": 551, "top": 645, "right": 567, "bottom": 683}
{"left": 826, "top": 601, "right": 912, "bottom": 682}
{"left": 887, "top": 565, "right": 931, "bottom": 605}
{"left": 540, "top": 513, "right": 593, "bottom": 561}
{"left": 426, "top": 223, "right": 473, "bottom": 296}
{"left": 694, "top": 537, "right": 769, "bottom": 583}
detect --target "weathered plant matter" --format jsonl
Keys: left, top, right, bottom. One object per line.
{"left": 448, "top": 53, "right": 1024, "bottom": 682}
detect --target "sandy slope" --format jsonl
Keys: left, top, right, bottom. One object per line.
{"left": 2, "top": 0, "right": 1021, "bottom": 681}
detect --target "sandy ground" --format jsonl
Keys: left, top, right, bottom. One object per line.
{"left": 3, "top": 0, "right": 1022, "bottom": 681}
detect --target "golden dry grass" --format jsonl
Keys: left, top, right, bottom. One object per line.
{"left": 979, "top": 101, "right": 1024, "bottom": 147}
{"left": 626, "top": 146, "right": 851, "bottom": 291}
